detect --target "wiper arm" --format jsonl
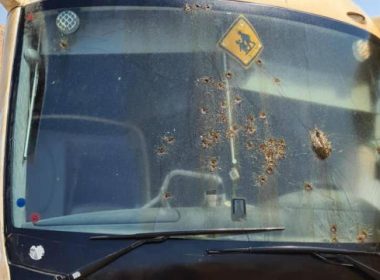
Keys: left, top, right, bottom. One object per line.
{"left": 314, "top": 253, "right": 380, "bottom": 280}
{"left": 55, "top": 236, "right": 167, "bottom": 280}
{"left": 207, "top": 245, "right": 380, "bottom": 280}
{"left": 55, "top": 227, "right": 284, "bottom": 280}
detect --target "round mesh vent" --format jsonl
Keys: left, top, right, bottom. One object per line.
{"left": 56, "top": 10, "right": 80, "bottom": 35}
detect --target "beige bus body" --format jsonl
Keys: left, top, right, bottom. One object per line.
{"left": 0, "top": 0, "right": 379, "bottom": 279}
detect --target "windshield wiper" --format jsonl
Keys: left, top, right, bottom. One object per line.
{"left": 55, "top": 227, "right": 284, "bottom": 280}
{"left": 207, "top": 245, "right": 380, "bottom": 280}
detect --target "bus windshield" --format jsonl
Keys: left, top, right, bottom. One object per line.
{"left": 9, "top": 2, "right": 380, "bottom": 243}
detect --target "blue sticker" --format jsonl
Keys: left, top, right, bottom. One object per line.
{"left": 16, "top": 198, "right": 26, "bottom": 208}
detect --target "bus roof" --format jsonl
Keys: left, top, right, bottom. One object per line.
{"left": 0, "top": 0, "right": 380, "bottom": 38}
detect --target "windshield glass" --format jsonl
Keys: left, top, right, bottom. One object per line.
{"left": 9, "top": 1, "right": 380, "bottom": 243}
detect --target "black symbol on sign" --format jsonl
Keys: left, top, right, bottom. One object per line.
{"left": 235, "top": 31, "right": 255, "bottom": 54}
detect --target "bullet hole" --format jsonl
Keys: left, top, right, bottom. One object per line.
{"left": 217, "top": 82, "right": 226, "bottom": 90}
{"left": 245, "top": 125, "right": 256, "bottom": 135}
{"left": 210, "top": 158, "right": 218, "bottom": 165}
{"left": 184, "top": 3, "right": 192, "bottom": 13}
{"left": 201, "top": 130, "right": 221, "bottom": 149}
{"left": 304, "top": 183, "right": 313, "bottom": 192}
{"left": 310, "top": 128, "right": 332, "bottom": 160}
{"left": 201, "top": 138, "right": 210, "bottom": 149}
{"left": 256, "top": 59, "right": 263, "bottom": 66}
{"left": 226, "top": 124, "right": 240, "bottom": 139}
{"left": 273, "top": 77, "right": 281, "bottom": 84}
{"left": 208, "top": 157, "right": 219, "bottom": 173}
{"left": 217, "top": 112, "right": 227, "bottom": 124}
{"left": 246, "top": 114, "right": 254, "bottom": 122}
{"left": 162, "top": 135, "right": 175, "bottom": 145}
{"left": 163, "top": 192, "right": 172, "bottom": 200}
{"left": 234, "top": 95, "right": 242, "bottom": 105}
{"left": 259, "top": 138, "right": 286, "bottom": 178}
{"left": 265, "top": 165, "right": 274, "bottom": 175}
{"left": 155, "top": 146, "right": 168, "bottom": 156}
{"left": 156, "top": 132, "right": 176, "bottom": 156}
{"left": 329, "top": 224, "right": 338, "bottom": 242}
{"left": 200, "top": 106, "right": 209, "bottom": 115}
{"left": 260, "top": 138, "right": 286, "bottom": 164}
{"left": 210, "top": 130, "right": 220, "bottom": 141}
{"left": 59, "top": 38, "right": 69, "bottom": 49}
{"left": 185, "top": 3, "right": 212, "bottom": 12}
{"left": 197, "top": 76, "right": 226, "bottom": 91}
{"left": 245, "top": 114, "right": 256, "bottom": 135}
{"left": 199, "top": 76, "right": 212, "bottom": 84}
{"left": 225, "top": 71, "right": 233, "bottom": 80}
{"left": 232, "top": 124, "right": 240, "bottom": 132}
{"left": 257, "top": 175, "right": 268, "bottom": 186}
{"left": 245, "top": 140, "right": 255, "bottom": 150}
{"left": 356, "top": 230, "right": 368, "bottom": 243}
{"left": 259, "top": 112, "right": 266, "bottom": 120}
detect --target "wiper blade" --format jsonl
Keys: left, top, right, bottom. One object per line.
{"left": 91, "top": 227, "right": 285, "bottom": 240}
{"left": 56, "top": 227, "right": 284, "bottom": 280}
{"left": 206, "top": 245, "right": 380, "bottom": 256}
{"left": 207, "top": 245, "right": 380, "bottom": 280}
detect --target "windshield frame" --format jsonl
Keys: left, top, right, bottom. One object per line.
{"left": 4, "top": 0, "right": 380, "bottom": 248}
